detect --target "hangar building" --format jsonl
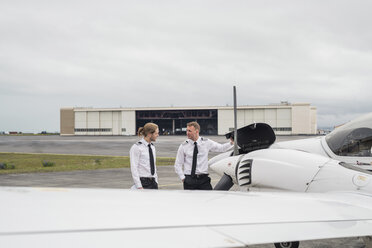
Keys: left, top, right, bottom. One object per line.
{"left": 60, "top": 103, "right": 317, "bottom": 136}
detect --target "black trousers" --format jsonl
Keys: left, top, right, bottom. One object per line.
{"left": 183, "top": 174, "right": 212, "bottom": 190}
{"left": 140, "top": 177, "right": 158, "bottom": 189}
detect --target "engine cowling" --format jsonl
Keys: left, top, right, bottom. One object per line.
{"left": 210, "top": 149, "right": 370, "bottom": 192}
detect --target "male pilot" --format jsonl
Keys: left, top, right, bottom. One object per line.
{"left": 174, "top": 121, "right": 233, "bottom": 190}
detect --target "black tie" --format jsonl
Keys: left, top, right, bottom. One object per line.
{"left": 191, "top": 142, "right": 198, "bottom": 177}
{"left": 148, "top": 144, "right": 155, "bottom": 175}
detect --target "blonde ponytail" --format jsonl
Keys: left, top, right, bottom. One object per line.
{"left": 137, "top": 123, "right": 158, "bottom": 137}
{"left": 137, "top": 127, "right": 144, "bottom": 137}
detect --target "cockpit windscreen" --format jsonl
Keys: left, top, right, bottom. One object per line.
{"left": 326, "top": 113, "right": 372, "bottom": 157}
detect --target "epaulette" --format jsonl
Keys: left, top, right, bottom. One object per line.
{"left": 201, "top": 137, "right": 208, "bottom": 141}
{"left": 136, "top": 141, "right": 143, "bottom": 146}
{"left": 182, "top": 140, "right": 189, "bottom": 146}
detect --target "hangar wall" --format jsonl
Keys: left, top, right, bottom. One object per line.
{"left": 61, "top": 103, "right": 316, "bottom": 136}
{"left": 310, "top": 107, "right": 317, "bottom": 134}
{"left": 217, "top": 107, "right": 293, "bottom": 135}
{"left": 74, "top": 109, "right": 130, "bottom": 136}
{"left": 292, "top": 103, "right": 311, "bottom": 135}
{"left": 122, "top": 110, "right": 136, "bottom": 135}
{"left": 60, "top": 108, "right": 74, "bottom": 136}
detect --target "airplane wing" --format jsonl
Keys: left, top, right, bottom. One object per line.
{"left": 1, "top": 187, "right": 372, "bottom": 248}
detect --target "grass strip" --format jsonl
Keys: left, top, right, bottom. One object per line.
{"left": 0, "top": 152, "right": 175, "bottom": 174}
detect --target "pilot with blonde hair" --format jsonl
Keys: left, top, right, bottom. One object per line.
{"left": 130, "top": 123, "right": 159, "bottom": 189}
{"left": 175, "top": 121, "right": 233, "bottom": 190}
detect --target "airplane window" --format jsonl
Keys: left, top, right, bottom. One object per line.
{"left": 326, "top": 113, "right": 372, "bottom": 157}
{"left": 326, "top": 128, "right": 372, "bottom": 157}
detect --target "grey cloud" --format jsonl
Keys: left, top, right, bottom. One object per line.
{"left": 1, "top": 0, "right": 372, "bottom": 132}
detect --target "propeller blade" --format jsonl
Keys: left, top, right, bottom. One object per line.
{"left": 214, "top": 173, "right": 234, "bottom": 191}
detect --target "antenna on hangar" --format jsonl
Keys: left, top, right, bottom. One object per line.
{"left": 233, "top": 86, "right": 239, "bottom": 156}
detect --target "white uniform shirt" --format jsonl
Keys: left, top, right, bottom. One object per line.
{"left": 129, "top": 138, "right": 158, "bottom": 188}
{"left": 174, "top": 137, "right": 232, "bottom": 180}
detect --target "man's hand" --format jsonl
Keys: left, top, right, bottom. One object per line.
{"left": 230, "top": 138, "right": 234, "bottom": 145}
{"left": 138, "top": 187, "right": 144, "bottom": 189}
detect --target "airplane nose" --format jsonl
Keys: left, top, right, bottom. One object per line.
{"left": 210, "top": 159, "right": 225, "bottom": 176}
{"left": 211, "top": 155, "right": 242, "bottom": 173}
{"left": 210, "top": 155, "right": 244, "bottom": 190}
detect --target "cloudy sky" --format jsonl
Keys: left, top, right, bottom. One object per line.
{"left": 1, "top": 0, "right": 372, "bottom": 133}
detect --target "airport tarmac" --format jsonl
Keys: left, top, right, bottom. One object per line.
{"left": 0, "top": 135, "right": 241, "bottom": 189}
{"left": 0, "top": 135, "right": 366, "bottom": 247}
{"left": 0, "top": 134, "right": 309, "bottom": 157}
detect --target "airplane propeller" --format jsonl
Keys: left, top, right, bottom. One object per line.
{"left": 213, "top": 173, "right": 234, "bottom": 190}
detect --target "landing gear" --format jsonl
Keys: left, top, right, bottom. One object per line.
{"left": 274, "top": 241, "right": 300, "bottom": 248}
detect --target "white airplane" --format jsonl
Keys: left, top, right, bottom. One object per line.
{"left": 206, "top": 110, "right": 372, "bottom": 247}
{"left": 210, "top": 112, "right": 372, "bottom": 193}
{"left": 2, "top": 87, "right": 372, "bottom": 247}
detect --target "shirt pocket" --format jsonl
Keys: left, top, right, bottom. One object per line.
{"left": 186, "top": 147, "right": 195, "bottom": 158}
{"left": 139, "top": 150, "right": 149, "bottom": 164}
{"left": 197, "top": 146, "right": 208, "bottom": 158}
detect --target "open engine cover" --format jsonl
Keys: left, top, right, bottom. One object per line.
{"left": 225, "top": 123, "right": 276, "bottom": 154}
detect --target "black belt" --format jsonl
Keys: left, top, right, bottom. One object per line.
{"left": 185, "top": 174, "right": 209, "bottom": 179}
{"left": 140, "top": 177, "right": 156, "bottom": 181}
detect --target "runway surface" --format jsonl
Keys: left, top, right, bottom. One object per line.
{"left": 0, "top": 135, "right": 366, "bottom": 247}
{"left": 0, "top": 134, "right": 308, "bottom": 157}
